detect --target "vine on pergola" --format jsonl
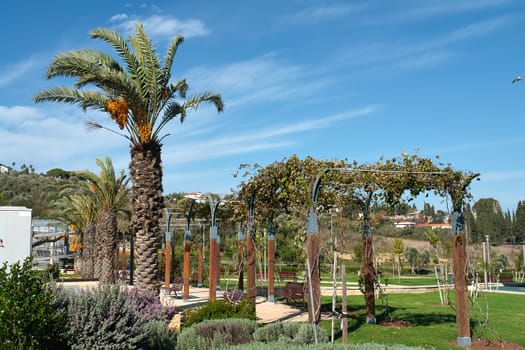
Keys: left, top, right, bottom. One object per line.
{"left": 234, "top": 151, "right": 478, "bottom": 343}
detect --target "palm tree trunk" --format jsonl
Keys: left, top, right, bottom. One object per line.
{"left": 99, "top": 207, "right": 118, "bottom": 284}
{"left": 81, "top": 221, "right": 96, "bottom": 279}
{"left": 130, "top": 142, "right": 164, "bottom": 291}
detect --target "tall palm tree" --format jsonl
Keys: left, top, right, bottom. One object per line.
{"left": 75, "top": 157, "right": 129, "bottom": 284}
{"left": 34, "top": 23, "right": 223, "bottom": 290}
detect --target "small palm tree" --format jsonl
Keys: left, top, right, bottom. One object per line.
{"left": 75, "top": 157, "right": 129, "bottom": 283}
{"left": 34, "top": 23, "right": 223, "bottom": 290}
{"left": 61, "top": 193, "right": 99, "bottom": 278}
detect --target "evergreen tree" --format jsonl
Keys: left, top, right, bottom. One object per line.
{"left": 514, "top": 201, "right": 525, "bottom": 243}
{"left": 472, "top": 198, "right": 505, "bottom": 243}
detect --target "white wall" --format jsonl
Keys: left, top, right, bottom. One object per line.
{"left": 0, "top": 206, "right": 32, "bottom": 266}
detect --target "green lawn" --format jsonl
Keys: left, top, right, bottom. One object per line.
{"left": 320, "top": 291, "right": 525, "bottom": 349}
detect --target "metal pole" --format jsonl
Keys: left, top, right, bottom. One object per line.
{"left": 482, "top": 242, "right": 488, "bottom": 289}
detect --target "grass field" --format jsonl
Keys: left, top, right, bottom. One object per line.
{"left": 319, "top": 291, "right": 525, "bottom": 349}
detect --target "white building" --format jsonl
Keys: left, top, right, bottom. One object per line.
{"left": 0, "top": 206, "right": 32, "bottom": 266}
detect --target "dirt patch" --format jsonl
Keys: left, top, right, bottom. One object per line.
{"left": 379, "top": 319, "right": 413, "bottom": 328}
{"left": 449, "top": 339, "right": 524, "bottom": 350}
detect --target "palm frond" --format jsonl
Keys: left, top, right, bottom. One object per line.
{"left": 90, "top": 27, "right": 142, "bottom": 81}
{"left": 85, "top": 119, "right": 131, "bottom": 140}
{"left": 131, "top": 23, "right": 163, "bottom": 124}
{"left": 34, "top": 87, "right": 107, "bottom": 111}
{"left": 46, "top": 49, "right": 123, "bottom": 79}
{"left": 162, "top": 35, "right": 184, "bottom": 86}
{"left": 180, "top": 91, "right": 224, "bottom": 123}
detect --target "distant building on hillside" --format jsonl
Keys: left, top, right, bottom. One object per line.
{"left": 416, "top": 222, "right": 452, "bottom": 230}
{"left": 184, "top": 192, "right": 208, "bottom": 203}
{"left": 394, "top": 221, "right": 417, "bottom": 228}
{"left": 0, "top": 163, "right": 10, "bottom": 173}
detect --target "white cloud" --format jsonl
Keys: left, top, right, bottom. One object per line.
{"left": 0, "top": 104, "right": 129, "bottom": 173}
{"left": 110, "top": 13, "right": 128, "bottom": 22}
{"left": 111, "top": 14, "right": 209, "bottom": 39}
{"left": 0, "top": 105, "right": 42, "bottom": 125}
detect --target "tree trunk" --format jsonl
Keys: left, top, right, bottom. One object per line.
{"left": 98, "top": 207, "right": 118, "bottom": 284}
{"left": 306, "top": 234, "right": 321, "bottom": 324}
{"left": 363, "top": 235, "right": 376, "bottom": 324}
{"left": 130, "top": 142, "right": 164, "bottom": 291}
{"left": 81, "top": 221, "right": 96, "bottom": 279}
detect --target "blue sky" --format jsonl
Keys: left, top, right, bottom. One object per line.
{"left": 1, "top": 0, "right": 525, "bottom": 212}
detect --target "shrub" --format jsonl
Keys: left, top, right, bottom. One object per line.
{"left": 122, "top": 287, "right": 176, "bottom": 322}
{"left": 182, "top": 299, "right": 255, "bottom": 328}
{"left": 177, "top": 318, "right": 257, "bottom": 350}
{"left": 0, "top": 258, "right": 68, "bottom": 350}
{"left": 227, "top": 343, "right": 433, "bottom": 350}
{"left": 253, "top": 321, "right": 327, "bottom": 345}
{"left": 61, "top": 285, "right": 148, "bottom": 349}
{"left": 141, "top": 320, "right": 177, "bottom": 350}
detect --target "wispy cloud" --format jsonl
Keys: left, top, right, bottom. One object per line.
{"left": 286, "top": 4, "right": 363, "bottom": 24}
{"left": 335, "top": 16, "right": 509, "bottom": 76}
{"left": 163, "top": 106, "right": 376, "bottom": 164}
{"left": 386, "top": 0, "right": 511, "bottom": 23}
{"left": 0, "top": 59, "right": 39, "bottom": 87}
{"left": 110, "top": 14, "right": 209, "bottom": 39}
{"left": 186, "top": 53, "right": 333, "bottom": 110}
{"left": 480, "top": 170, "right": 525, "bottom": 183}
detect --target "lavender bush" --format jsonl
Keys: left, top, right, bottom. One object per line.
{"left": 59, "top": 285, "right": 176, "bottom": 349}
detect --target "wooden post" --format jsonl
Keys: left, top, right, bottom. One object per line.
{"left": 237, "top": 225, "right": 244, "bottom": 291}
{"left": 208, "top": 233, "right": 217, "bottom": 301}
{"left": 164, "top": 210, "right": 173, "bottom": 290}
{"left": 164, "top": 238, "right": 171, "bottom": 290}
{"left": 198, "top": 225, "right": 203, "bottom": 287}
{"left": 363, "top": 233, "right": 376, "bottom": 324}
{"left": 121, "top": 238, "right": 126, "bottom": 280}
{"left": 246, "top": 233, "right": 256, "bottom": 304}
{"left": 268, "top": 230, "right": 275, "bottom": 301}
{"left": 306, "top": 233, "right": 321, "bottom": 324}
{"left": 451, "top": 210, "right": 471, "bottom": 347}
{"left": 198, "top": 242, "right": 203, "bottom": 287}
{"left": 183, "top": 230, "right": 191, "bottom": 300}
{"left": 341, "top": 262, "right": 348, "bottom": 344}
{"left": 246, "top": 192, "right": 256, "bottom": 305}
{"left": 216, "top": 234, "right": 221, "bottom": 289}
{"left": 208, "top": 195, "right": 220, "bottom": 301}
